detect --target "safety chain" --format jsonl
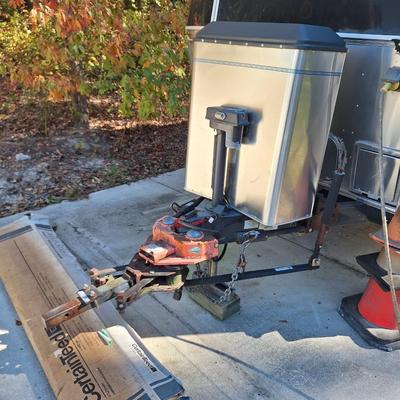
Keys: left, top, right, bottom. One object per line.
{"left": 216, "top": 231, "right": 260, "bottom": 304}
{"left": 194, "top": 262, "right": 207, "bottom": 279}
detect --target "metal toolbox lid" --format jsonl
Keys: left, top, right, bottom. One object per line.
{"left": 196, "top": 22, "right": 347, "bottom": 52}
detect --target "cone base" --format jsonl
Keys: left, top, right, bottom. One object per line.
{"left": 339, "top": 294, "right": 400, "bottom": 352}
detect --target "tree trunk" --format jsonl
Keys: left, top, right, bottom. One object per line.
{"left": 71, "top": 92, "right": 89, "bottom": 130}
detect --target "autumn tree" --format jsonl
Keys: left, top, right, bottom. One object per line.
{"left": 0, "top": 0, "right": 190, "bottom": 127}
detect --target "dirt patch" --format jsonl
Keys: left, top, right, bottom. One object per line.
{"left": 0, "top": 78, "right": 188, "bottom": 217}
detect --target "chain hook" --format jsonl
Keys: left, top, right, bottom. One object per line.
{"left": 216, "top": 231, "right": 260, "bottom": 303}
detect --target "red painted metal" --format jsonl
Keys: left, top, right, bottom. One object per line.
{"left": 138, "top": 216, "right": 219, "bottom": 266}
{"left": 358, "top": 279, "right": 400, "bottom": 329}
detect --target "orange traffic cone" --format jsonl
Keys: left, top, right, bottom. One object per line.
{"left": 340, "top": 208, "right": 400, "bottom": 351}
{"left": 358, "top": 279, "right": 400, "bottom": 330}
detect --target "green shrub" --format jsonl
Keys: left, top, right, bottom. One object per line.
{"left": 0, "top": 0, "right": 190, "bottom": 121}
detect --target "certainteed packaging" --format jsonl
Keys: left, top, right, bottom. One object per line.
{"left": 0, "top": 215, "right": 184, "bottom": 400}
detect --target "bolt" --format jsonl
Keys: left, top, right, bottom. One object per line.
{"left": 162, "top": 216, "right": 175, "bottom": 226}
{"left": 118, "top": 303, "right": 125, "bottom": 310}
{"left": 186, "top": 229, "right": 203, "bottom": 240}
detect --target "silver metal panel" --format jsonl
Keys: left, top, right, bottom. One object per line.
{"left": 338, "top": 33, "right": 400, "bottom": 40}
{"left": 210, "top": 0, "right": 220, "bottom": 22}
{"left": 185, "top": 40, "right": 345, "bottom": 226}
{"left": 188, "top": 2, "right": 400, "bottom": 214}
{"left": 321, "top": 39, "right": 400, "bottom": 211}
{"left": 351, "top": 141, "right": 400, "bottom": 206}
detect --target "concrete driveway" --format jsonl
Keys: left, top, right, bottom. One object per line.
{"left": 1, "top": 169, "right": 399, "bottom": 400}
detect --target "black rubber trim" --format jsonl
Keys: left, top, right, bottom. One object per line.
{"left": 196, "top": 22, "right": 347, "bottom": 52}
{"left": 356, "top": 253, "right": 400, "bottom": 292}
{"left": 339, "top": 294, "right": 400, "bottom": 352}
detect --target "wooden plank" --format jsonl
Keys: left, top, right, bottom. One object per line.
{"left": 0, "top": 215, "right": 184, "bottom": 400}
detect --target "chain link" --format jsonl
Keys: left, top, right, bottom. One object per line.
{"left": 216, "top": 231, "right": 259, "bottom": 304}
{"left": 194, "top": 262, "right": 207, "bottom": 278}
{"left": 188, "top": 232, "right": 260, "bottom": 303}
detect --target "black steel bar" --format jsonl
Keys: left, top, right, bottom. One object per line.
{"left": 184, "top": 263, "right": 313, "bottom": 287}
{"left": 114, "top": 264, "right": 130, "bottom": 271}
{"left": 310, "top": 170, "right": 345, "bottom": 265}
{"left": 174, "top": 197, "right": 204, "bottom": 218}
{"left": 212, "top": 129, "right": 227, "bottom": 207}
{"left": 241, "top": 226, "right": 304, "bottom": 242}
{"left": 322, "top": 171, "right": 345, "bottom": 226}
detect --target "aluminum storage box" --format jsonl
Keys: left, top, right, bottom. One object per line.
{"left": 185, "top": 22, "right": 346, "bottom": 226}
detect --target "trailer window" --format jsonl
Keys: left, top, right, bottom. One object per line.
{"left": 187, "top": 0, "right": 214, "bottom": 26}
{"left": 217, "top": 0, "right": 400, "bottom": 36}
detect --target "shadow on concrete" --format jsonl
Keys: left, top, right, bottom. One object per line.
{"left": 124, "top": 268, "right": 371, "bottom": 350}
{"left": 174, "top": 336, "right": 318, "bottom": 400}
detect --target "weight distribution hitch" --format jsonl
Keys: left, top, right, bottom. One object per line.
{"left": 43, "top": 108, "right": 346, "bottom": 329}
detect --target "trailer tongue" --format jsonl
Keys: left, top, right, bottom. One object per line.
{"left": 41, "top": 21, "right": 348, "bottom": 329}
